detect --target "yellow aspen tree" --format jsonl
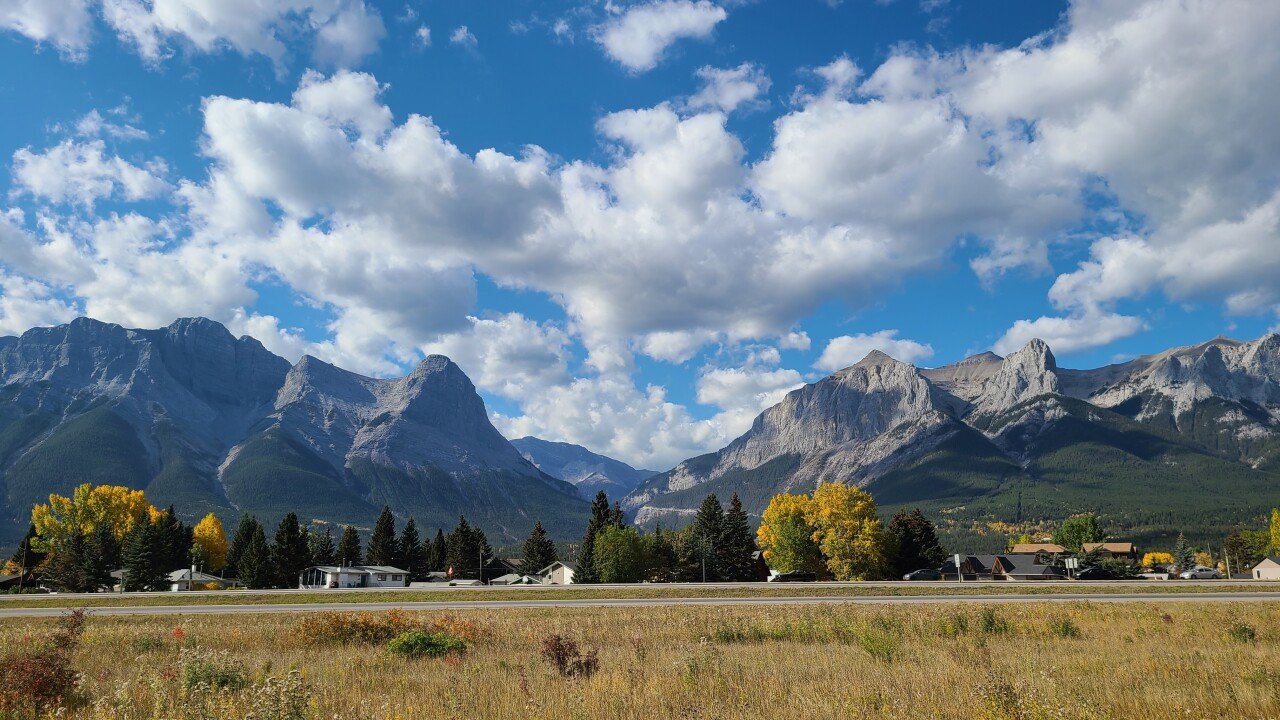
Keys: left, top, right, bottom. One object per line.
{"left": 191, "top": 513, "right": 229, "bottom": 572}
{"left": 30, "top": 484, "right": 156, "bottom": 552}
{"left": 805, "top": 482, "right": 889, "bottom": 581}
{"left": 756, "top": 493, "right": 821, "bottom": 574}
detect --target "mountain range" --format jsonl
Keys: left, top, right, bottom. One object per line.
{"left": 511, "top": 437, "right": 657, "bottom": 500}
{"left": 623, "top": 335, "right": 1280, "bottom": 548}
{"left": 0, "top": 317, "right": 588, "bottom": 553}
{"left": 3, "top": 316, "right": 1278, "bottom": 555}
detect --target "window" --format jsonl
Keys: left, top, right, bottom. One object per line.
{"left": 392, "top": 575, "right": 402, "bottom": 581}
{"left": 378, "top": 574, "right": 387, "bottom": 581}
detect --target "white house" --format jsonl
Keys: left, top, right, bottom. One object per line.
{"left": 1252, "top": 556, "right": 1280, "bottom": 580}
{"left": 536, "top": 561, "right": 577, "bottom": 585}
{"left": 298, "top": 565, "right": 409, "bottom": 589}
{"left": 168, "top": 569, "right": 238, "bottom": 592}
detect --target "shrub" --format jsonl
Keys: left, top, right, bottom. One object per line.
{"left": 1048, "top": 617, "right": 1081, "bottom": 639}
{"left": 246, "top": 670, "right": 312, "bottom": 720}
{"left": 0, "top": 609, "right": 87, "bottom": 715}
{"left": 937, "top": 612, "right": 970, "bottom": 637}
{"left": 978, "top": 607, "right": 1010, "bottom": 635}
{"left": 299, "top": 609, "right": 419, "bottom": 645}
{"left": 854, "top": 628, "right": 898, "bottom": 662}
{"left": 539, "top": 634, "right": 599, "bottom": 679}
{"left": 388, "top": 630, "right": 467, "bottom": 659}
{"left": 180, "top": 648, "right": 247, "bottom": 690}
{"left": 1227, "top": 622, "right": 1257, "bottom": 644}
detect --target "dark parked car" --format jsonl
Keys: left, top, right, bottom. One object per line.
{"left": 772, "top": 571, "right": 817, "bottom": 582}
{"left": 1075, "top": 565, "right": 1116, "bottom": 580}
{"left": 903, "top": 568, "right": 942, "bottom": 581}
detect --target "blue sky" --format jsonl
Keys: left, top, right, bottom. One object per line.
{"left": 1, "top": 0, "right": 1278, "bottom": 468}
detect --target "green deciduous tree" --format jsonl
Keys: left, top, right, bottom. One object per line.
{"left": 757, "top": 493, "right": 822, "bottom": 575}
{"left": 1224, "top": 530, "right": 1271, "bottom": 574}
{"left": 1053, "top": 514, "right": 1102, "bottom": 553}
{"left": 521, "top": 521, "right": 558, "bottom": 574}
{"left": 592, "top": 526, "right": 648, "bottom": 583}
{"left": 1271, "top": 508, "right": 1280, "bottom": 555}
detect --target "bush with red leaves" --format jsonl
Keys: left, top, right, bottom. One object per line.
{"left": 0, "top": 609, "right": 87, "bottom": 716}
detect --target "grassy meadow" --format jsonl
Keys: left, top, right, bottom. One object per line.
{"left": 2, "top": 600, "right": 1278, "bottom": 719}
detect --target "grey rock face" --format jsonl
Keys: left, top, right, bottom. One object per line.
{"left": 969, "top": 340, "right": 1060, "bottom": 418}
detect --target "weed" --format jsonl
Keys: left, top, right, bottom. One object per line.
{"left": 978, "top": 607, "right": 1010, "bottom": 635}
{"left": 0, "top": 609, "right": 87, "bottom": 715}
{"left": 539, "top": 635, "right": 599, "bottom": 679}
{"left": 1048, "top": 618, "right": 1081, "bottom": 639}
{"left": 1227, "top": 622, "right": 1257, "bottom": 644}
{"left": 180, "top": 648, "right": 247, "bottom": 690}
{"left": 387, "top": 630, "right": 467, "bottom": 659}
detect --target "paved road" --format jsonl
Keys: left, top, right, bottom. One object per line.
{"left": 2, "top": 592, "right": 1279, "bottom": 618}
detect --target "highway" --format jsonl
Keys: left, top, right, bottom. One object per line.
{"left": 2, "top": 590, "right": 1279, "bottom": 618}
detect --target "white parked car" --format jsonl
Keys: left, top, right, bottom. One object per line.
{"left": 1178, "top": 566, "right": 1221, "bottom": 580}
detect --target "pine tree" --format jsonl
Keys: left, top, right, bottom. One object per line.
{"left": 445, "top": 516, "right": 492, "bottom": 580}
{"left": 238, "top": 523, "right": 273, "bottom": 589}
{"left": 399, "top": 518, "right": 426, "bottom": 580}
{"left": 690, "top": 494, "right": 725, "bottom": 581}
{"left": 86, "top": 522, "right": 119, "bottom": 590}
{"left": 1173, "top": 532, "right": 1195, "bottom": 571}
{"left": 718, "top": 494, "right": 758, "bottom": 581}
{"left": 155, "top": 506, "right": 192, "bottom": 572}
{"left": 366, "top": 506, "right": 399, "bottom": 566}
{"left": 225, "top": 514, "right": 260, "bottom": 578}
{"left": 576, "top": 491, "right": 613, "bottom": 584}
{"left": 8, "top": 524, "right": 47, "bottom": 574}
{"left": 521, "top": 521, "right": 558, "bottom": 574}
{"left": 431, "top": 529, "right": 447, "bottom": 571}
{"left": 271, "top": 513, "right": 311, "bottom": 588}
{"left": 886, "top": 509, "right": 947, "bottom": 576}
{"left": 48, "top": 528, "right": 93, "bottom": 592}
{"left": 610, "top": 502, "right": 625, "bottom": 528}
{"left": 336, "top": 526, "right": 362, "bottom": 567}
{"left": 122, "top": 519, "right": 169, "bottom": 592}
{"left": 308, "top": 526, "right": 337, "bottom": 566}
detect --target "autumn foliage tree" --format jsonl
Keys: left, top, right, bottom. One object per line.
{"left": 31, "top": 484, "right": 157, "bottom": 553}
{"left": 190, "top": 513, "right": 229, "bottom": 572}
{"left": 757, "top": 483, "right": 890, "bottom": 580}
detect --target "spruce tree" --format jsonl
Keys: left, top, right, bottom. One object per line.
{"left": 238, "top": 523, "right": 273, "bottom": 589}
{"left": 86, "top": 522, "right": 119, "bottom": 590}
{"left": 48, "top": 528, "right": 93, "bottom": 592}
{"left": 719, "top": 494, "right": 758, "bottom": 581}
{"left": 155, "top": 506, "right": 192, "bottom": 571}
{"left": 886, "top": 509, "right": 947, "bottom": 576}
{"left": 271, "top": 513, "right": 311, "bottom": 588}
{"left": 399, "top": 518, "right": 427, "bottom": 580}
{"left": 576, "top": 491, "right": 613, "bottom": 584}
{"left": 336, "top": 525, "right": 363, "bottom": 567}
{"left": 445, "top": 516, "right": 491, "bottom": 579}
{"left": 521, "top": 521, "right": 558, "bottom": 574}
{"left": 431, "top": 529, "right": 447, "bottom": 571}
{"left": 122, "top": 519, "right": 169, "bottom": 591}
{"left": 309, "top": 526, "right": 337, "bottom": 566}
{"left": 366, "top": 506, "right": 399, "bottom": 566}
{"left": 8, "top": 524, "right": 47, "bottom": 573}
{"left": 690, "top": 494, "right": 725, "bottom": 581}
{"left": 225, "top": 514, "right": 260, "bottom": 578}
{"left": 1173, "top": 532, "right": 1195, "bottom": 571}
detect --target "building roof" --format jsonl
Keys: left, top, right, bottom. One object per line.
{"left": 1253, "top": 556, "right": 1280, "bottom": 568}
{"left": 994, "top": 554, "right": 1066, "bottom": 577}
{"left": 536, "top": 561, "right": 579, "bottom": 575}
{"left": 1010, "top": 543, "right": 1066, "bottom": 554}
{"left": 1082, "top": 542, "right": 1137, "bottom": 553}
{"left": 304, "top": 565, "right": 408, "bottom": 575}
{"left": 167, "top": 569, "right": 227, "bottom": 583}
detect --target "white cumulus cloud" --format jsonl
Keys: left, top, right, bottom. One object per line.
{"left": 594, "top": 0, "right": 727, "bottom": 73}
{"left": 814, "top": 331, "right": 934, "bottom": 372}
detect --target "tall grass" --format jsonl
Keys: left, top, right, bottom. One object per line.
{"left": 0, "top": 601, "right": 1276, "bottom": 719}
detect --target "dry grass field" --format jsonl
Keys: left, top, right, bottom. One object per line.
{"left": 2, "top": 601, "right": 1279, "bottom": 719}
{"left": 2, "top": 581, "right": 1279, "bottom": 610}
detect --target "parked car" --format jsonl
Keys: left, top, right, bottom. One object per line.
{"left": 1179, "top": 566, "right": 1221, "bottom": 580}
{"left": 771, "top": 571, "right": 817, "bottom": 582}
{"left": 1074, "top": 565, "right": 1116, "bottom": 580}
{"left": 903, "top": 568, "right": 942, "bottom": 581}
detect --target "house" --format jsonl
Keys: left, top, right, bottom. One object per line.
{"left": 168, "top": 569, "right": 239, "bottom": 591}
{"left": 488, "top": 573, "right": 541, "bottom": 585}
{"left": 750, "top": 551, "right": 771, "bottom": 582}
{"left": 991, "top": 555, "right": 1067, "bottom": 581}
{"left": 0, "top": 570, "right": 40, "bottom": 591}
{"left": 941, "top": 555, "right": 1001, "bottom": 581}
{"left": 536, "top": 561, "right": 578, "bottom": 585}
{"left": 298, "top": 565, "right": 409, "bottom": 589}
{"left": 1252, "top": 557, "right": 1280, "bottom": 580}
{"left": 941, "top": 554, "right": 1065, "bottom": 581}
{"left": 1010, "top": 543, "right": 1067, "bottom": 556}
{"left": 1082, "top": 542, "right": 1139, "bottom": 560}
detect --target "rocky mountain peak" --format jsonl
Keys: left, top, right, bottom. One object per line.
{"left": 970, "top": 339, "right": 1060, "bottom": 416}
